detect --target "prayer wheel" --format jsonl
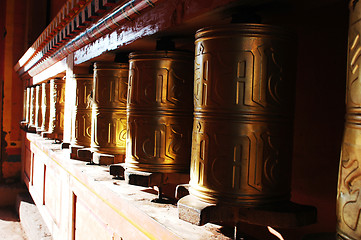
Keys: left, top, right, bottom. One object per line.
{"left": 71, "top": 74, "right": 93, "bottom": 147}
{"left": 91, "top": 62, "right": 128, "bottom": 158}
{"left": 22, "top": 88, "right": 27, "bottom": 122}
{"left": 337, "top": 1, "right": 361, "bottom": 239}
{"left": 125, "top": 51, "right": 193, "bottom": 173}
{"left": 28, "top": 86, "right": 36, "bottom": 128}
{"left": 25, "top": 87, "right": 31, "bottom": 124}
{"left": 20, "top": 87, "right": 30, "bottom": 130}
{"left": 188, "top": 24, "right": 296, "bottom": 206}
{"left": 40, "top": 82, "right": 50, "bottom": 133}
{"left": 47, "top": 78, "right": 65, "bottom": 140}
{"left": 35, "top": 85, "right": 43, "bottom": 129}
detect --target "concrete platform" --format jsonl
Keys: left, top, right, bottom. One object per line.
{"left": 16, "top": 192, "right": 52, "bottom": 240}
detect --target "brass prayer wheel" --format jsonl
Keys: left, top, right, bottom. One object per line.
{"left": 71, "top": 74, "right": 93, "bottom": 147}
{"left": 91, "top": 62, "right": 128, "bottom": 157}
{"left": 22, "top": 88, "right": 27, "bottom": 122}
{"left": 28, "top": 86, "right": 36, "bottom": 128}
{"left": 337, "top": 2, "right": 361, "bottom": 239}
{"left": 35, "top": 85, "right": 43, "bottom": 129}
{"left": 125, "top": 51, "right": 193, "bottom": 173}
{"left": 40, "top": 82, "right": 50, "bottom": 132}
{"left": 188, "top": 24, "right": 296, "bottom": 206}
{"left": 47, "top": 78, "right": 65, "bottom": 140}
{"left": 20, "top": 86, "right": 30, "bottom": 130}
{"left": 25, "top": 87, "right": 31, "bottom": 124}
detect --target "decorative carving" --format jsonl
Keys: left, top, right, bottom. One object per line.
{"left": 337, "top": 139, "right": 361, "bottom": 238}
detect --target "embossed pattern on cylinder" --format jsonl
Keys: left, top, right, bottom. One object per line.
{"left": 35, "top": 85, "right": 43, "bottom": 128}
{"left": 126, "top": 51, "right": 194, "bottom": 173}
{"left": 48, "top": 78, "right": 65, "bottom": 139}
{"left": 189, "top": 24, "right": 296, "bottom": 206}
{"left": 71, "top": 74, "right": 93, "bottom": 147}
{"left": 337, "top": 2, "right": 361, "bottom": 239}
{"left": 91, "top": 62, "right": 129, "bottom": 155}
{"left": 40, "top": 82, "right": 50, "bottom": 132}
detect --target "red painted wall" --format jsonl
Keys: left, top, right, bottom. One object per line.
{"left": 0, "top": 0, "right": 27, "bottom": 180}
{"left": 0, "top": 0, "right": 6, "bottom": 181}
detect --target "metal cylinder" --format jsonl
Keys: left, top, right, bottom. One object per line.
{"left": 188, "top": 24, "right": 296, "bottom": 206}
{"left": 22, "top": 88, "right": 27, "bottom": 122}
{"left": 91, "top": 62, "right": 128, "bottom": 156}
{"left": 28, "top": 86, "right": 36, "bottom": 128}
{"left": 25, "top": 87, "right": 31, "bottom": 124}
{"left": 40, "top": 82, "right": 50, "bottom": 133}
{"left": 48, "top": 78, "right": 65, "bottom": 139}
{"left": 35, "top": 85, "right": 43, "bottom": 128}
{"left": 71, "top": 74, "right": 93, "bottom": 147}
{"left": 337, "top": 2, "right": 361, "bottom": 239}
{"left": 125, "top": 51, "right": 193, "bottom": 173}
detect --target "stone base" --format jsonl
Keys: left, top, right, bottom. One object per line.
{"left": 109, "top": 163, "right": 126, "bottom": 179}
{"left": 92, "top": 152, "right": 125, "bottom": 165}
{"left": 27, "top": 125, "right": 37, "bottom": 133}
{"left": 19, "top": 121, "right": 28, "bottom": 131}
{"left": 77, "top": 148, "right": 93, "bottom": 161}
{"left": 125, "top": 170, "right": 162, "bottom": 187}
{"left": 61, "top": 142, "right": 70, "bottom": 149}
{"left": 124, "top": 169, "right": 189, "bottom": 201}
{"left": 178, "top": 195, "right": 317, "bottom": 228}
{"left": 69, "top": 145, "right": 87, "bottom": 161}
{"left": 41, "top": 132, "right": 63, "bottom": 141}
{"left": 125, "top": 169, "right": 189, "bottom": 188}
{"left": 36, "top": 127, "right": 44, "bottom": 135}
{"left": 175, "top": 184, "right": 190, "bottom": 200}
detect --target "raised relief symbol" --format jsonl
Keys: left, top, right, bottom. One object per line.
{"left": 168, "top": 68, "right": 187, "bottom": 105}
{"left": 267, "top": 48, "right": 283, "bottom": 105}
{"left": 166, "top": 125, "right": 184, "bottom": 159}
{"left": 232, "top": 145, "right": 243, "bottom": 189}
{"left": 127, "top": 68, "right": 135, "bottom": 105}
{"left": 343, "top": 190, "right": 361, "bottom": 230}
{"left": 194, "top": 58, "right": 209, "bottom": 106}
{"left": 349, "top": 34, "right": 361, "bottom": 105}
{"left": 156, "top": 69, "right": 169, "bottom": 104}
{"left": 196, "top": 122, "right": 206, "bottom": 185}
{"left": 236, "top": 51, "right": 255, "bottom": 106}
{"left": 142, "top": 125, "right": 166, "bottom": 161}
{"left": 247, "top": 133, "right": 263, "bottom": 192}
{"left": 340, "top": 148, "right": 361, "bottom": 231}
{"left": 191, "top": 121, "right": 207, "bottom": 185}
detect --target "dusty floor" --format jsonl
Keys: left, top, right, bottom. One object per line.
{"left": 0, "top": 207, "right": 27, "bottom": 240}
